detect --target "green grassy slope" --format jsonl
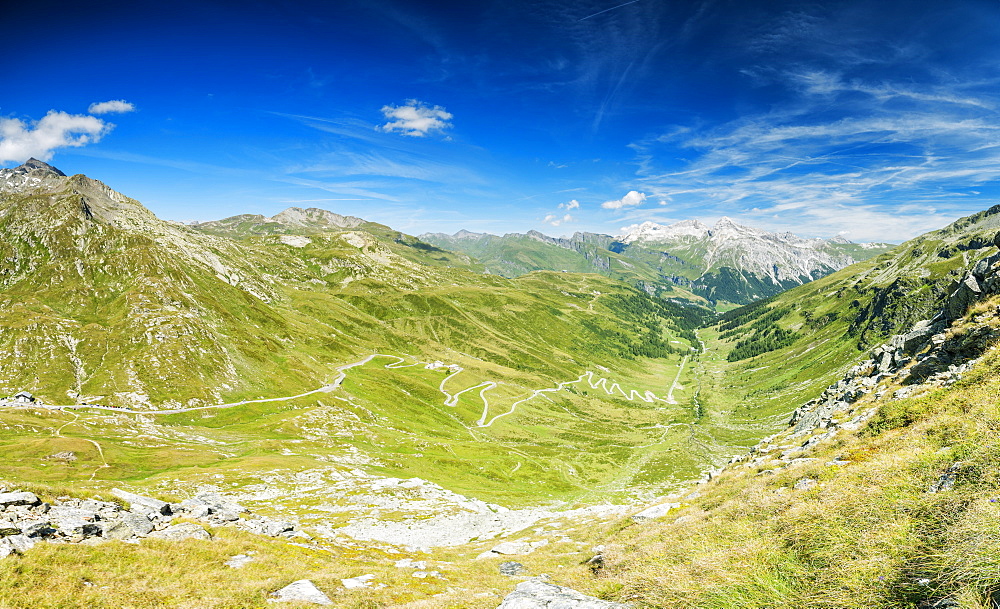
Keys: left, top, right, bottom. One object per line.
{"left": 0, "top": 168, "right": 731, "bottom": 506}
{"left": 598, "top": 294, "right": 1000, "bottom": 608}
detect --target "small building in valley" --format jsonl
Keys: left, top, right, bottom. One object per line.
{"left": 12, "top": 391, "right": 35, "bottom": 403}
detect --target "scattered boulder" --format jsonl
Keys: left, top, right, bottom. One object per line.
{"left": 584, "top": 553, "right": 604, "bottom": 574}
{"left": 0, "top": 521, "right": 21, "bottom": 536}
{"left": 103, "top": 512, "right": 155, "bottom": 539}
{"left": 499, "top": 561, "right": 530, "bottom": 576}
{"left": 0, "top": 486, "right": 310, "bottom": 559}
{"left": 18, "top": 520, "right": 55, "bottom": 538}
{"left": 269, "top": 579, "right": 333, "bottom": 605}
{"left": 6, "top": 534, "right": 34, "bottom": 553}
{"left": 496, "top": 580, "right": 630, "bottom": 608}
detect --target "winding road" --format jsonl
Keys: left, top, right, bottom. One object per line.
{"left": 4, "top": 352, "right": 684, "bottom": 431}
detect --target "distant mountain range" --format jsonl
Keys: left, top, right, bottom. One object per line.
{"left": 422, "top": 218, "right": 894, "bottom": 306}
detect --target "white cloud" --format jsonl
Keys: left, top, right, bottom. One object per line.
{"left": 88, "top": 100, "right": 136, "bottom": 115}
{"left": 378, "top": 99, "right": 453, "bottom": 137}
{"left": 601, "top": 190, "right": 646, "bottom": 209}
{"left": 559, "top": 199, "right": 580, "bottom": 210}
{"left": 544, "top": 213, "right": 574, "bottom": 226}
{"left": 0, "top": 110, "right": 112, "bottom": 163}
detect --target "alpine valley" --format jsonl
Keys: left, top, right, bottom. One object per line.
{"left": 2, "top": 159, "right": 1000, "bottom": 609}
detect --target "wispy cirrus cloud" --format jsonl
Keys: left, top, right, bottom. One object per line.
{"left": 629, "top": 67, "right": 1000, "bottom": 241}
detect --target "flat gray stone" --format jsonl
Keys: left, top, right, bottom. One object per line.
{"left": 0, "top": 492, "right": 40, "bottom": 507}
{"left": 269, "top": 579, "right": 333, "bottom": 605}
{"left": 47, "top": 507, "right": 102, "bottom": 537}
{"left": 0, "top": 520, "right": 20, "bottom": 536}
{"left": 793, "top": 478, "right": 817, "bottom": 491}
{"left": 147, "top": 523, "right": 211, "bottom": 541}
{"left": 5, "top": 534, "right": 34, "bottom": 553}
{"left": 17, "top": 520, "right": 55, "bottom": 538}
{"left": 103, "top": 512, "right": 154, "bottom": 539}
{"left": 112, "top": 489, "right": 171, "bottom": 516}
{"left": 341, "top": 574, "right": 376, "bottom": 589}
{"left": 496, "top": 580, "right": 630, "bottom": 608}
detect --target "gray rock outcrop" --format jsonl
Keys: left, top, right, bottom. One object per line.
{"left": 496, "top": 580, "right": 629, "bottom": 608}
{"left": 0, "top": 486, "right": 311, "bottom": 559}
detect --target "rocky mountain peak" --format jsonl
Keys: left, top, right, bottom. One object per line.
{"left": 710, "top": 216, "right": 761, "bottom": 240}
{"left": 20, "top": 158, "right": 66, "bottom": 177}
{"left": 269, "top": 207, "right": 365, "bottom": 229}
{"left": 0, "top": 158, "right": 68, "bottom": 192}
{"left": 618, "top": 219, "right": 710, "bottom": 243}
{"left": 453, "top": 229, "right": 489, "bottom": 239}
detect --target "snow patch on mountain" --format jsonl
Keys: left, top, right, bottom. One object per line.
{"left": 619, "top": 217, "right": 861, "bottom": 283}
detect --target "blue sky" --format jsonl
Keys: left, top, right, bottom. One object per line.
{"left": 2, "top": 0, "right": 1000, "bottom": 242}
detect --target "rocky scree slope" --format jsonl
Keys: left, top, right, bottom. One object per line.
{"left": 0, "top": 486, "right": 309, "bottom": 559}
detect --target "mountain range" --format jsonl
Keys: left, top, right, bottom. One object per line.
{"left": 422, "top": 218, "right": 893, "bottom": 307}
